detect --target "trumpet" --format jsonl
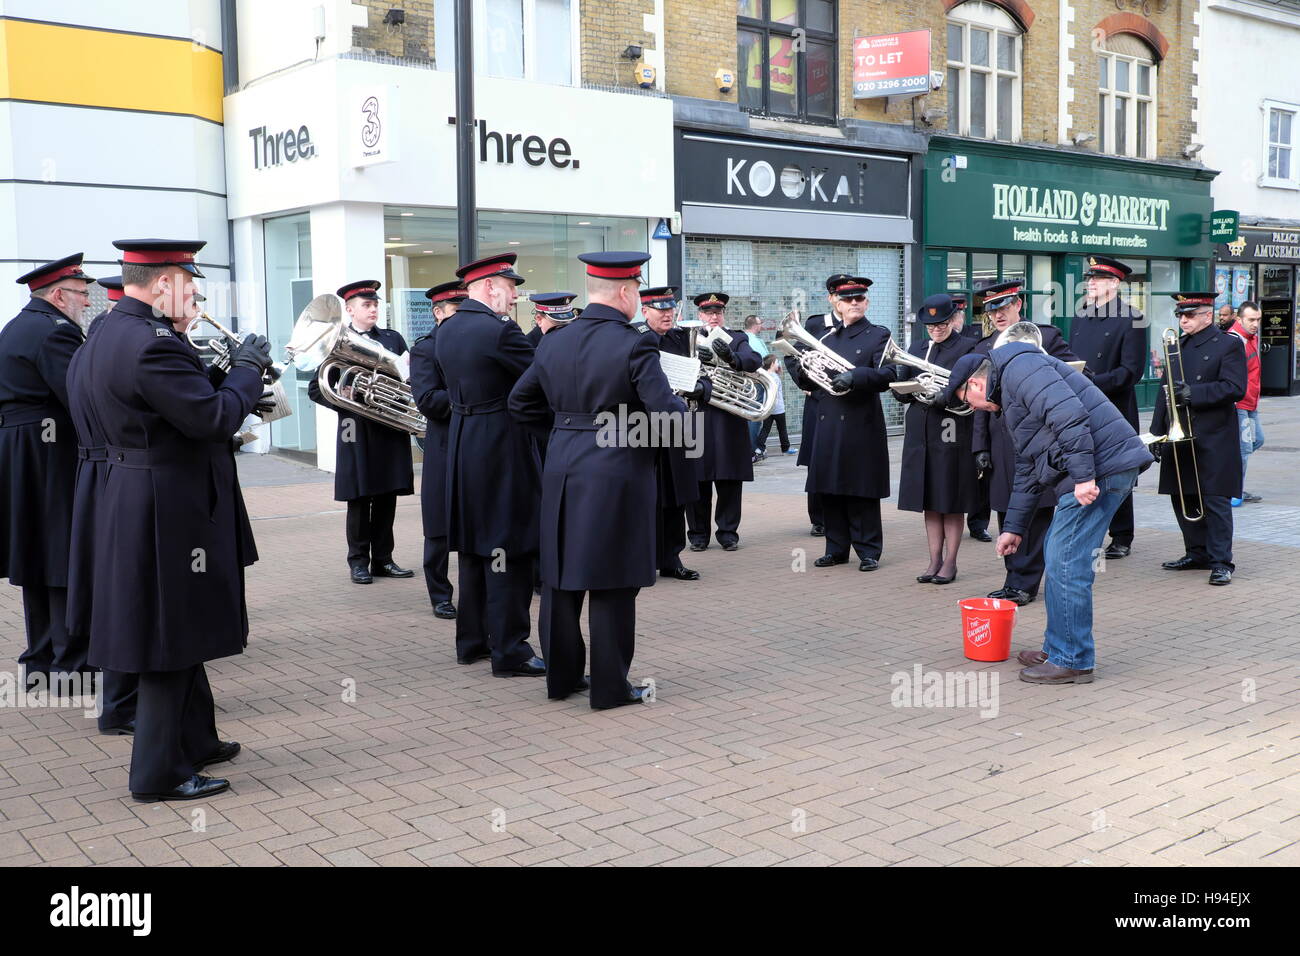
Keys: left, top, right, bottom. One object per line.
{"left": 880, "top": 338, "right": 972, "bottom": 416}
{"left": 284, "top": 294, "right": 426, "bottom": 437}
{"left": 186, "top": 312, "right": 293, "bottom": 423}
{"left": 1138, "top": 328, "right": 1204, "bottom": 522}
{"left": 774, "top": 310, "right": 854, "bottom": 396}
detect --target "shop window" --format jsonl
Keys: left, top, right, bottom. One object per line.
{"left": 1097, "top": 35, "right": 1156, "bottom": 160}
{"left": 1262, "top": 100, "right": 1299, "bottom": 189}
{"left": 434, "top": 0, "right": 578, "bottom": 85}
{"left": 263, "top": 213, "right": 315, "bottom": 457}
{"left": 382, "top": 207, "right": 645, "bottom": 340}
{"left": 737, "top": 0, "right": 838, "bottom": 124}
{"left": 946, "top": 1, "right": 1021, "bottom": 142}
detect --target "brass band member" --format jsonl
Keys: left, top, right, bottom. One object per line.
{"left": 308, "top": 280, "right": 416, "bottom": 585}
{"left": 896, "top": 294, "right": 978, "bottom": 585}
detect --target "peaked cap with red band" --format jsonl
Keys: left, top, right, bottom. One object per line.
{"left": 825, "top": 274, "right": 872, "bottom": 295}
{"left": 16, "top": 253, "right": 94, "bottom": 292}
{"left": 97, "top": 275, "right": 124, "bottom": 302}
{"left": 1083, "top": 255, "right": 1132, "bottom": 280}
{"left": 113, "top": 239, "right": 206, "bottom": 278}
{"left": 978, "top": 279, "right": 1024, "bottom": 312}
{"left": 424, "top": 279, "right": 467, "bottom": 304}
{"left": 692, "top": 291, "right": 730, "bottom": 308}
{"left": 337, "top": 279, "right": 381, "bottom": 302}
{"left": 1170, "top": 292, "right": 1217, "bottom": 315}
{"left": 456, "top": 253, "right": 525, "bottom": 285}
{"left": 577, "top": 251, "right": 650, "bottom": 281}
{"left": 640, "top": 286, "right": 678, "bottom": 309}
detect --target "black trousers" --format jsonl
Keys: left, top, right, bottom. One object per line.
{"left": 541, "top": 586, "right": 638, "bottom": 709}
{"left": 687, "top": 479, "right": 742, "bottom": 546}
{"left": 756, "top": 413, "right": 790, "bottom": 452}
{"left": 656, "top": 502, "right": 688, "bottom": 571}
{"left": 18, "top": 584, "right": 85, "bottom": 677}
{"left": 808, "top": 492, "right": 824, "bottom": 528}
{"left": 822, "top": 494, "right": 883, "bottom": 561}
{"left": 455, "top": 551, "right": 535, "bottom": 671}
{"left": 129, "top": 664, "right": 221, "bottom": 795}
{"left": 97, "top": 670, "right": 138, "bottom": 732}
{"left": 997, "top": 506, "right": 1054, "bottom": 595}
{"left": 346, "top": 493, "right": 397, "bottom": 568}
{"left": 968, "top": 472, "right": 991, "bottom": 533}
{"left": 1174, "top": 494, "right": 1234, "bottom": 570}
{"left": 1108, "top": 494, "right": 1135, "bottom": 547}
{"left": 422, "top": 535, "right": 453, "bottom": 605}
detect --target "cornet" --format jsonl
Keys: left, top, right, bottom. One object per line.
{"left": 186, "top": 312, "right": 293, "bottom": 423}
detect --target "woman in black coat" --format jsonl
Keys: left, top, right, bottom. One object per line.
{"left": 896, "top": 295, "right": 978, "bottom": 584}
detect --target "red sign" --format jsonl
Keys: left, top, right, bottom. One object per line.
{"left": 853, "top": 30, "right": 931, "bottom": 99}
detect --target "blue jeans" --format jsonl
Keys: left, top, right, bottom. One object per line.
{"left": 1039, "top": 468, "right": 1139, "bottom": 670}
{"left": 1238, "top": 409, "right": 1264, "bottom": 485}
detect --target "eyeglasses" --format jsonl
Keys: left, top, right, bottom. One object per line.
{"left": 699, "top": 306, "right": 724, "bottom": 314}
{"left": 58, "top": 286, "right": 92, "bottom": 299}
{"left": 836, "top": 294, "right": 867, "bottom": 303}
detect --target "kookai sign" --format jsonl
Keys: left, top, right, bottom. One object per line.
{"left": 677, "top": 133, "right": 910, "bottom": 218}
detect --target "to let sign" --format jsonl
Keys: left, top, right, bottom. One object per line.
{"left": 853, "top": 30, "right": 931, "bottom": 99}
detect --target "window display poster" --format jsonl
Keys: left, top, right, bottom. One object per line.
{"left": 1214, "top": 265, "right": 1230, "bottom": 308}
{"left": 1232, "top": 267, "right": 1251, "bottom": 308}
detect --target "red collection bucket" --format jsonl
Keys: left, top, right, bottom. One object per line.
{"left": 959, "top": 598, "right": 1017, "bottom": 662}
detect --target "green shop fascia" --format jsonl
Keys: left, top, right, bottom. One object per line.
{"left": 923, "top": 136, "right": 1217, "bottom": 409}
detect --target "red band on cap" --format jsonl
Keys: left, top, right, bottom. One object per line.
{"left": 834, "top": 285, "right": 868, "bottom": 294}
{"left": 586, "top": 264, "right": 642, "bottom": 279}
{"left": 342, "top": 288, "right": 376, "bottom": 301}
{"left": 430, "top": 290, "right": 464, "bottom": 303}
{"left": 462, "top": 262, "right": 513, "bottom": 284}
{"left": 106, "top": 288, "right": 124, "bottom": 301}
{"left": 1090, "top": 264, "right": 1124, "bottom": 278}
{"left": 27, "top": 264, "right": 83, "bottom": 290}
{"left": 122, "top": 250, "right": 195, "bottom": 265}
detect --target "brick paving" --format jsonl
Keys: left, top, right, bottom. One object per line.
{"left": 2, "top": 398, "right": 1298, "bottom": 867}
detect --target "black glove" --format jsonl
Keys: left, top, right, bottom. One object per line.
{"left": 683, "top": 378, "right": 712, "bottom": 404}
{"left": 711, "top": 338, "right": 740, "bottom": 370}
{"left": 894, "top": 389, "right": 916, "bottom": 405}
{"left": 1149, "top": 442, "right": 1163, "bottom": 463}
{"left": 255, "top": 394, "right": 279, "bottom": 416}
{"left": 830, "top": 370, "right": 854, "bottom": 393}
{"left": 1081, "top": 366, "right": 1096, "bottom": 381}
{"left": 232, "top": 334, "right": 273, "bottom": 373}
{"left": 975, "top": 451, "right": 993, "bottom": 479}
{"left": 1173, "top": 381, "right": 1192, "bottom": 404}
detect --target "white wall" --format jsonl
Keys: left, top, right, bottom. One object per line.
{"left": 235, "top": 0, "right": 365, "bottom": 87}
{"left": 0, "top": 0, "right": 223, "bottom": 47}
{"left": 1199, "top": 0, "right": 1300, "bottom": 221}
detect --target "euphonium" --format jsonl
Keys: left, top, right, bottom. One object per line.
{"left": 683, "top": 323, "right": 780, "bottom": 422}
{"left": 774, "top": 310, "right": 855, "bottom": 396}
{"left": 880, "top": 337, "right": 972, "bottom": 416}
{"left": 283, "top": 294, "right": 427, "bottom": 437}
{"left": 186, "top": 312, "right": 293, "bottom": 423}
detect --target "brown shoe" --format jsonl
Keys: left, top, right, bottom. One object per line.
{"left": 1017, "top": 649, "right": 1047, "bottom": 666}
{"left": 1019, "top": 661, "right": 1094, "bottom": 684}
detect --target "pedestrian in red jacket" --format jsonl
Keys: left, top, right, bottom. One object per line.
{"left": 1229, "top": 301, "right": 1264, "bottom": 505}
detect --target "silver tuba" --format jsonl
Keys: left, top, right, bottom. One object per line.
{"left": 772, "top": 310, "right": 854, "bottom": 396}
{"left": 683, "top": 323, "right": 780, "bottom": 422}
{"left": 186, "top": 312, "right": 293, "bottom": 423}
{"left": 284, "top": 294, "right": 427, "bottom": 437}
{"left": 881, "top": 338, "right": 972, "bottom": 416}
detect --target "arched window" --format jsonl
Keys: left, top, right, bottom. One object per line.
{"left": 946, "top": 1, "right": 1022, "bottom": 141}
{"left": 1097, "top": 33, "right": 1157, "bottom": 159}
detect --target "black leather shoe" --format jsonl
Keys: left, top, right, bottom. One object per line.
{"left": 576, "top": 676, "right": 590, "bottom": 690}
{"left": 931, "top": 572, "right": 957, "bottom": 585}
{"left": 660, "top": 566, "right": 700, "bottom": 580}
{"left": 132, "top": 774, "right": 229, "bottom": 803}
{"left": 100, "top": 721, "right": 135, "bottom": 736}
{"left": 372, "top": 562, "right": 414, "bottom": 578}
{"left": 350, "top": 566, "right": 373, "bottom": 585}
{"left": 988, "top": 587, "right": 1033, "bottom": 605}
{"left": 433, "top": 601, "right": 457, "bottom": 619}
{"left": 719, "top": 539, "right": 739, "bottom": 551}
{"left": 969, "top": 528, "right": 993, "bottom": 542}
{"left": 859, "top": 558, "right": 880, "bottom": 572}
{"left": 688, "top": 539, "right": 708, "bottom": 552}
{"left": 1162, "top": 555, "right": 1210, "bottom": 571}
{"left": 1104, "top": 543, "right": 1131, "bottom": 559}
{"left": 494, "top": 656, "right": 546, "bottom": 677}
{"left": 592, "top": 686, "right": 646, "bottom": 710}
{"left": 814, "top": 554, "right": 848, "bottom": 568}
{"left": 916, "top": 573, "right": 936, "bottom": 583}
{"left": 456, "top": 648, "right": 490, "bottom": 665}
{"left": 810, "top": 525, "right": 825, "bottom": 537}
{"left": 1208, "top": 568, "right": 1232, "bottom": 586}
{"left": 195, "top": 741, "right": 240, "bottom": 771}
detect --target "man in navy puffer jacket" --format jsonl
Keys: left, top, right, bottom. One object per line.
{"left": 943, "top": 338, "right": 1152, "bottom": 684}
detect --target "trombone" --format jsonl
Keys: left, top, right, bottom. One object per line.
{"left": 1138, "top": 328, "right": 1204, "bottom": 522}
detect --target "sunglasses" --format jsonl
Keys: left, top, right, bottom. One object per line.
{"left": 836, "top": 293, "right": 867, "bottom": 303}
{"left": 646, "top": 304, "right": 675, "bottom": 311}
